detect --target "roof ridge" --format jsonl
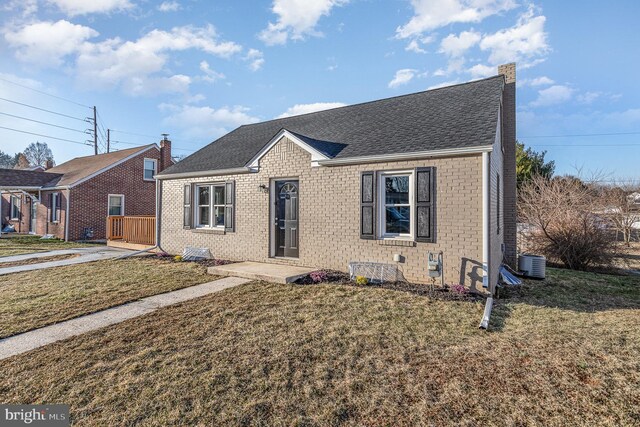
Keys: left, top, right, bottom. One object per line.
{"left": 241, "top": 74, "right": 504, "bottom": 127}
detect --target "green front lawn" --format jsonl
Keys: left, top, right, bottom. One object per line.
{"left": 0, "top": 267, "right": 638, "bottom": 425}
{"left": 0, "top": 235, "right": 102, "bottom": 257}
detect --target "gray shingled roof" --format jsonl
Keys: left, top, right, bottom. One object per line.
{"left": 160, "top": 76, "right": 504, "bottom": 176}
{"left": 0, "top": 169, "right": 63, "bottom": 188}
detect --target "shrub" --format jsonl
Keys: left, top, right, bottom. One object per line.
{"left": 309, "top": 271, "right": 328, "bottom": 283}
{"left": 156, "top": 252, "right": 171, "bottom": 258}
{"left": 355, "top": 276, "right": 369, "bottom": 286}
{"left": 450, "top": 284, "right": 468, "bottom": 294}
{"left": 519, "top": 175, "right": 620, "bottom": 270}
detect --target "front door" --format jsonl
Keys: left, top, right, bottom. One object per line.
{"left": 274, "top": 180, "right": 299, "bottom": 258}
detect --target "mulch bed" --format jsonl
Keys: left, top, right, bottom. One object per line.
{"left": 294, "top": 269, "right": 484, "bottom": 302}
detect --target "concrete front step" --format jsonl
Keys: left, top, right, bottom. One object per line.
{"left": 207, "top": 261, "right": 316, "bottom": 284}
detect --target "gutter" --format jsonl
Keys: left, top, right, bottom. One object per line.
{"left": 479, "top": 151, "right": 493, "bottom": 329}
{"left": 155, "top": 167, "right": 253, "bottom": 180}
{"left": 318, "top": 145, "right": 493, "bottom": 166}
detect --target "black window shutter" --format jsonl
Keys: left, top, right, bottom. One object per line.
{"left": 48, "top": 193, "right": 53, "bottom": 222}
{"left": 183, "top": 184, "right": 192, "bottom": 229}
{"left": 360, "top": 171, "right": 376, "bottom": 239}
{"left": 415, "top": 167, "right": 436, "bottom": 243}
{"left": 224, "top": 180, "right": 235, "bottom": 232}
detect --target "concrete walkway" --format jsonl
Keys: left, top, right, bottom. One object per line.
{"left": 208, "top": 261, "right": 316, "bottom": 284}
{"left": 0, "top": 276, "right": 250, "bottom": 360}
{"left": 0, "top": 247, "right": 132, "bottom": 276}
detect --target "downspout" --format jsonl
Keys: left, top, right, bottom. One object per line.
{"left": 479, "top": 151, "right": 493, "bottom": 329}
{"left": 0, "top": 191, "right": 3, "bottom": 238}
{"left": 64, "top": 189, "right": 70, "bottom": 242}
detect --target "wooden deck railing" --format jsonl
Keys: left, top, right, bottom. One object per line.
{"left": 107, "top": 215, "right": 155, "bottom": 246}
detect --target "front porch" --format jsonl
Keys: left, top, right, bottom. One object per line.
{"left": 106, "top": 215, "right": 156, "bottom": 250}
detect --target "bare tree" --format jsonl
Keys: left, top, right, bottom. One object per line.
{"left": 600, "top": 181, "right": 640, "bottom": 247}
{"left": 23, "top": 142, "right": 54, "bottom": 167}
{"left": 519, "top": 175, "right": 621, "bottom": 270}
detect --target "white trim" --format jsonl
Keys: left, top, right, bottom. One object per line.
{"left": 10, "top": 195, "right": 20, "bottom": 220}
{"left": 246, "top": 129, "right": 330, "bottom": 169}
{"left": 377, "top": 170, "right": 415, "bottom": 240}
{"left": 64, "top": 189, "right": 70, "bottom": 241}
{"left": 66, "top": 144, "right": 158, "bottom": 189}
{"left": 143, "top": 158, "right": 158, "bottom": 181}
{"left": 194, "top": 183, "right": 226, "bottom": 229}
{"left": 51, "top": 192, "right": 61, "bottom": 223}
{"left": 108, "top": 194, "right": 125, "bottom": 216}
{"left": 319, "top": 145, "right": 493, "bottom": 166}
{"left": 156, "top": 167, "right": 252, "bottom": 180}
{"left": 482, "top": 151, "right": 490, "bottom": 289}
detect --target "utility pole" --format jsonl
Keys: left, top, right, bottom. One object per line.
{"left": 107, "top": 129, "right": 110, "bottom": 153}
{"left": 93, "top": 106, "right": 98, "bottom": 155}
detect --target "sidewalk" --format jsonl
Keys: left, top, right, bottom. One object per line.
{"left": 0, "top": 276, "right": 250, "bottom": 360}
{"left": 0, "top": 247, "right": 133, "bottom": 276}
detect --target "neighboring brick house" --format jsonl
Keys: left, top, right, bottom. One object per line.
{"left": 1, "top": 141, "right": 172, "bottom": 241}
{"left": 156, "top": 64, "right": 516, "bottom": 294}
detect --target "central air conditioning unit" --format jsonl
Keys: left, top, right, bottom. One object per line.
{"left": 518, "top": 254, "right": 546, "bottom": 279}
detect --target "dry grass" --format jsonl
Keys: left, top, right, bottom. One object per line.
{"left": 0, "top": 253, "right": 79, "bottom": 268}
{"left": 0, "top": 257, "right": 214, "bottom": 338}
{"left": 0, "top": 235, "right": 102, "bottom": 257}
{"left": 0, "top": 267, "right": 638, "bottom": 426}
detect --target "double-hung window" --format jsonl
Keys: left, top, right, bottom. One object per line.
{"left": 10, "top": 195, "right": 20, "bottom": 220}
{"left": 143, "top": 159, "right": 157, "bottom": 181}
{"left": 196, "top": 184, "right": 225, "bottom": 228}
{"left": 380, "top": 171, "right": 413, "bottom": 238}
{"left": 108, "top": 194, "right": 124, "bottom": 216}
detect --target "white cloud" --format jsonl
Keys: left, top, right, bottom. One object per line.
{"left": 405, "top": 36, "right": 434, "bottom": 53}
{"left": 162, "top": 104, "right": 260, "bottom": 139}
{"left": 388, "top": 69, "right": 418, "bottom": 88}
{"left": 4, "top": 20, "right": 98, "bottom": 66}
{"left": 3, "top": 0, "right": 38, "bottom": 17}
{"left": 277, "top": 102, "right": 347, "bottom": 118}
{"left": 530, "top": 85, "right": 573, "bottom": 107}
{"left": 439, "top": 30, "right": 481, "bottom": 57}
{"left": 427, "top": 80, "right": 461, "bottom": 90}
{"left": 396, "top": 0, "right": 516, "bottom": 39}
{"left": 245, "top": 49, "right": 265, "bottom": 71}
{"left": 158, "top": 1, "right": 180, "bottom": 12}
{"left": 467, "top": 63, "right": 494, "bottom": 79}
{"left": 576, "top": 91, "right": 601, "bottom": 104}
{"left": 47, "top": 0, "right": 133, "bottom": 16}
{"left": 198, "top": 61, "right": 225, "bottom": 83}
{"left": 259, "top": 0, "right": 348, "bottom": 45}
{"left": 520, "top": 76, "right": 554, "bottom": 87}
{"left": 479, "top": 5, "right": 549, "bottom": 66}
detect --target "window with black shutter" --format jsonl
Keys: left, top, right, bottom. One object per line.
{"left": 415, "top": 167, "right": 436, "bottom": 243}
{"left": 224, "top": 180, "right": 235, "bottom": 232}
{"left": 360, "top": 171, "right": 375, "bottom": 239}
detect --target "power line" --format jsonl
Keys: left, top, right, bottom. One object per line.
{"left": 531, "top": 143, "right": 640, "bottom": 147}
{"left": 0, "top": 76, "right": 92, "bottom": 109}
{"left": 520, "top": 131, "right": 640, "bottom": 138}
{"left": 0, "top": 111, "right": 89, "bottom": 135}
{"left": 0, "top": 125, "right": 90, "bottom": 145}
{"left": 0, "top": 97, "right": 88, "bottom": 123}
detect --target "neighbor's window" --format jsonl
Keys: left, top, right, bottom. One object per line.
{"left": 143, "top": 158, "right": 157, "bottom": 181}
{"left": 380, "top": 172, "right": 413, "bottom": 237}
{"left": 10, "top": 195, "right": 20, "bottom": 220}
{"left": 51, "top": 193, "right": 60, "bottom": 222}
{"left": 196, "top": 184, "right": 225, "bottom": 228}
{"left": 108, "top": 194, "right": 124, "bottom": 216}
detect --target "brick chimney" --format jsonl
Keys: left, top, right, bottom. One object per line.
{"left": 45, "top": 158, "right": 54, "bottom": 170}
{"left": 498, "top": 62, "right": 517, "bottom": 268}
{"left": 159, "top": 134, "right": 172, "bottom": 172}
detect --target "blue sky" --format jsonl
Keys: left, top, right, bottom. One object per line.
{"left": 1, "top": 0, "right": 639, "bottom": 179}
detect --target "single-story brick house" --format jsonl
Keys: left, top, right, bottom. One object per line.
{"left": 1, "top": 140, "right": 171, "bottom": 241}
{"left": 156, "top": 64, "right": 517, "bottom": 293}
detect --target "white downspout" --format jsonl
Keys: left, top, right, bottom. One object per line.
{"left": 482, "top": 151, "right": 490, "bottom": 289}
{"left": 479, "top": 151, "right": 493, "bottom": 329}
{"left": 64, "top": 189, "right": 70, "bottom": 242}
